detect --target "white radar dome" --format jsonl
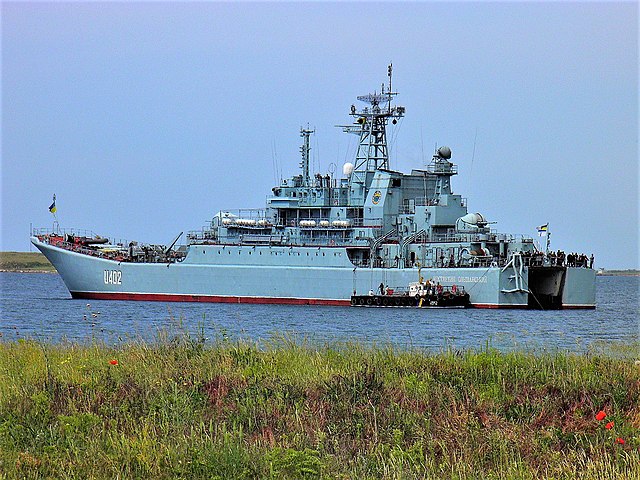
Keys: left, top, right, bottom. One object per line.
{"left": 342, "top": 162, "right": 354, "bottom": 176}
{"left": 437, "top": 146, "right": 452, "bottom": 159}
{"left": 460, "top": 213, "right": 486, "bottom": 225}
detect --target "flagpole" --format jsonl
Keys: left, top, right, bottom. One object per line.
{"left": 49, "top": 193, "right": 59, "bottom": 233}
{"left": 545, "top": 224, "right": 551, "bottom": 257}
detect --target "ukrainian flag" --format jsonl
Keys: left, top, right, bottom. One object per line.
{"left": 49, "top": 194, "right": 57, "bottom": 214}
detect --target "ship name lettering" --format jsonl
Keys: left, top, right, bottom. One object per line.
{"left": 432, "top": 276, "right": 456, "bottom": 283}
{"left": 103, "top": 269, "right": 122, "bottom": 285}
{"left": 456, "top": 276, "right": 488, "bottom": 284}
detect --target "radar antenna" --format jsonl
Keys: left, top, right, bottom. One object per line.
{"left": 337, "top": 64, "right": 405, "bottom": 172}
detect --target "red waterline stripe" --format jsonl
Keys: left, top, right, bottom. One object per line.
{"left": 472, "top": 303, "right": 595, "bottom": 309}
{"left": 71, "top": 291, "right": 350, "bottom": 306}
{"left": 71, "top": 292, "right": 593, "bottom": 309}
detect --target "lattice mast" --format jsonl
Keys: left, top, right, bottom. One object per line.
{"left": 339, "top": 64, "right": 405, "bottom": 171}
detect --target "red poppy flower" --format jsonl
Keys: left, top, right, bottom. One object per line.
{"left": 595, "top": 410, "right": 606, "bottom": 421}
{"left": 615, "top": 437, "right": 625, "bottom": 445}
{"left": 605, "top": 421, "right": 614, "bottom": 430}
{"left": 109, "top": 359, "right": 118, "bottom": 365}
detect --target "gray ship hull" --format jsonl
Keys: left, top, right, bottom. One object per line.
{"left": 32, "top": 237, "right": 595, "bottom": 309}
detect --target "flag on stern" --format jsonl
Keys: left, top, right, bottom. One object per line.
{"left": 537, "top": 223, "right": 548, "bottom": 236}
{"left": 49, "top": 194, "right": 57, "bottom": 214}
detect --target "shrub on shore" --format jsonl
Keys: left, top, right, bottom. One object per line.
{"left": 0, "top": 335, "right": 638, "bottom": 479}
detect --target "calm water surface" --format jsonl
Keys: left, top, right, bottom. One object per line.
{"left": 1, "top": 273, "right": 638, "bottom": 352}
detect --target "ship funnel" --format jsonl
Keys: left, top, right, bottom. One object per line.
{"left": 342, "top": 162, "right": 354, "bottom": 176}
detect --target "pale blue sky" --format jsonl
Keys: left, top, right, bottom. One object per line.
{"left": 2, "top": 1, "right": 638, "bottom": 269}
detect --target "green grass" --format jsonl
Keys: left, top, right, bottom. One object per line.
{"left": 0, "top": 251, "right": 55, "bottom": 272}
{"left": 0, "top": 334, "right": 638, "bottom": 479}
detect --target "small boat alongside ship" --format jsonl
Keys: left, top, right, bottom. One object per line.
{"left": 351, "top": 264, "right": 470, "bottom": 308}
{"left": 351, "top": 284, "right": 470, "bottom": 308}
{"left": 31, "top": 66, "right": 596, "bottom": 309}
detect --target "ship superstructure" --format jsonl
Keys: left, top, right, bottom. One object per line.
{"left": 31, "top": 66, "right": 596, "bottom": 309}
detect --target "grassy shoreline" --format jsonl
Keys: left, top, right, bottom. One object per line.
{"left": 0, "top": 251, "right": 55, "bottom": 273}
{"left": 1, "top": 336, "right": 638, "bottom": 479}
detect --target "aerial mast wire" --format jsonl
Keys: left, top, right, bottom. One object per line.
{"left": 468, "top": 127, "right": 478, "bottom": 194}
{"left": 387, "top": 63, "right": 392, "bottom": 114}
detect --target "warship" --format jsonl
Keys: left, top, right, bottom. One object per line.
{"left": 31, "top": 66, "right": 596, "bottom": 309}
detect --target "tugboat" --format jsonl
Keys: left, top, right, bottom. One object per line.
{"left": 31, "top": 65, "right": 596, "bottom": 309}
{"left": 351, "top": 264, "right": 470, "bottom": 308}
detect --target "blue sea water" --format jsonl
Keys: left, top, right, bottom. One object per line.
{"left": 0, "top": 272, "right": 638, "bottom": 352}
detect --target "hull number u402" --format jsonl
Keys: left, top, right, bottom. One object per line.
{"left": 104, "top": 270, "right": 122, "bottom": 285}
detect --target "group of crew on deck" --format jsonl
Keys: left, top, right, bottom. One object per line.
{"left": 513, "top": 250, "right": 594, "bottom": 268}
{"left": 546, "top": 251, "right": 594, "bottom": 268}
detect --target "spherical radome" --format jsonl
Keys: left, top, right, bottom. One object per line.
{"left": 437, "top": 146, "right": 452, "bottom": 159}
{"left": 342, "top": 162, "right": 354, "bottom": 176}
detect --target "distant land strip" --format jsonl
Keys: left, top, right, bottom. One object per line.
{"left": 0, "top": 251, "right": 56, "bottom": 273}
{"left": 596, "top": 270, "right": 640, "bottom": 276}
{"left": 0, "top": 251, "right": 638, "bottom": 276}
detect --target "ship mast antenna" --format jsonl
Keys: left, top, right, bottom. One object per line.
{"left": 387, "top": 63, "right": 392, "bottom": 114}
{"left": 299, "top": 126, "right": 315, "bottom": 187}
{"left": 337, "top": 64, "right": 405, "bottom": 172}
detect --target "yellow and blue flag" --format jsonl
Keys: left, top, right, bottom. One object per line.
{"left": 537, "top": 223, "right": 548, "bottom": 236}
{"left": 49, "top": 194, "right": 57, "bottom": 214}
